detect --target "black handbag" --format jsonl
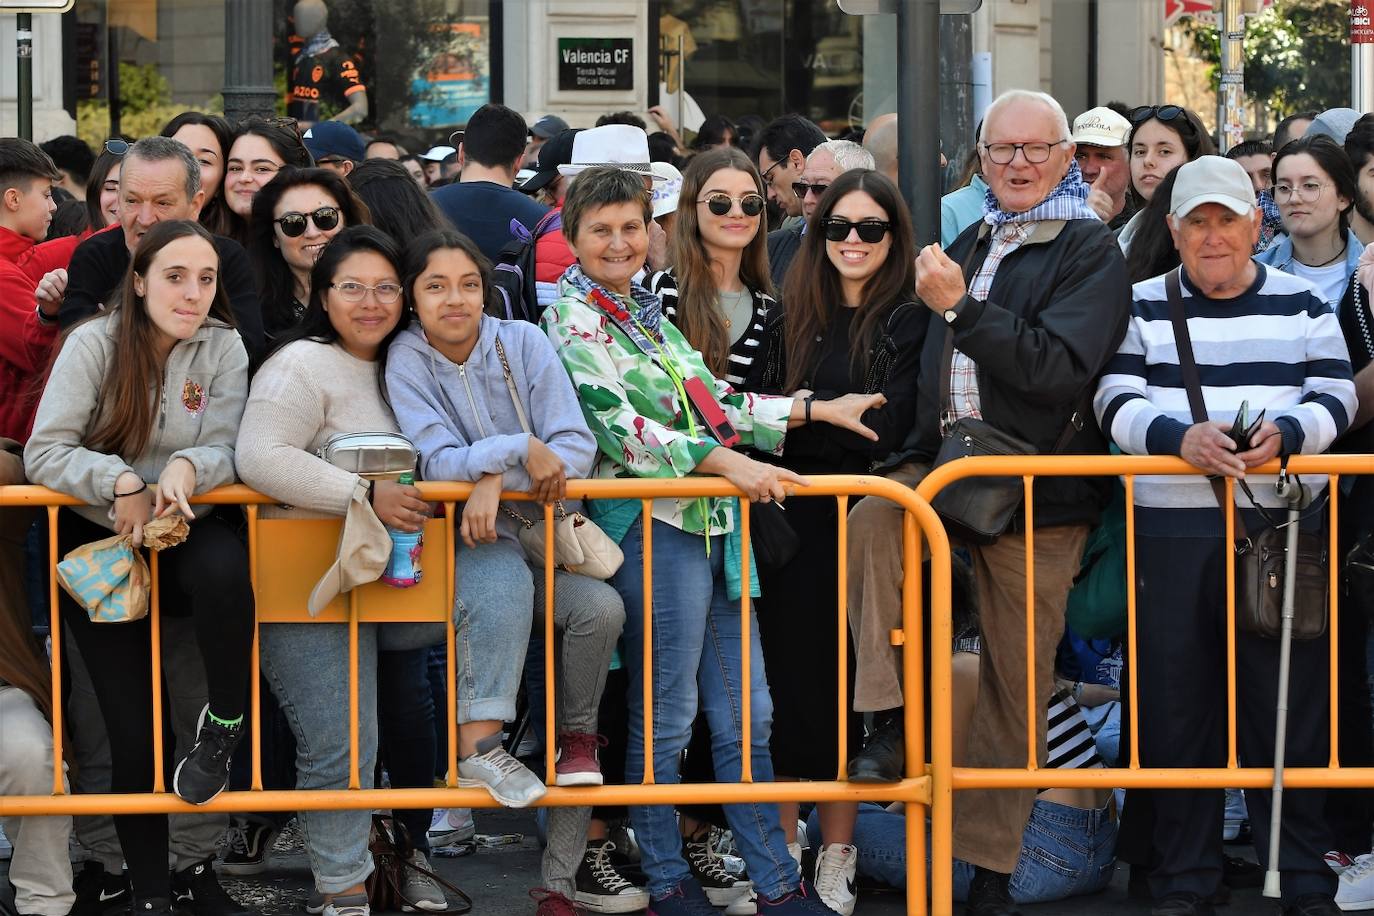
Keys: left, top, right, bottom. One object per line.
{"left": 928, "top": 333, "right": 1084, "bottom": 545}
{"left": 1165, "top": 268, "right": 1329, "bottom": 640}
{"left": 748, "top": 498, "right": 801, "bottom": 571}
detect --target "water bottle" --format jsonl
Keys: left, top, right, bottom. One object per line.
{"left": 381, "top": 472, "right": 423, "bottom": 588}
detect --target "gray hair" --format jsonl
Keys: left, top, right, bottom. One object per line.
{"left": 123, "top": 136, "right": 202, "bottom": 202}
{"left": 982, "top": 90, "right": 1072, "bottom": 144}
{"left": 810, "top": 139, "right": 876, "bottom": 172}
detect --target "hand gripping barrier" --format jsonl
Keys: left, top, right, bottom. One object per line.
{"left": 0, "top": 475, "right": 952, "bottom": 916}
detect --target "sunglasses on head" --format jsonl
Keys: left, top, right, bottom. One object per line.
{"left": 699, "top": 192, "right": 766, "bottom": 217}
{"left": 1129, "top": 104, "right": 1187, "bottom": 126}
{"left": 104, "top": 139, "right": 130, "bottom": 156}
{"left": 821, "top": 217, "right": 891, "bottom": 243}
{"left": 274, "top": 206, "right": 341, "bottom": 237}
{"left": 792, "top": 181, "right": 829, "bottom": 200}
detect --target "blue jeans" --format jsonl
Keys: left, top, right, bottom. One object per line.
{"left": 615, "top": 519, "right": 798, "bottom": 900}
{"left": 809, "top": 800, "right": 1117, "bottom": 904}
{"left": 378, "top": 647, "right": 436, "bottom": 856}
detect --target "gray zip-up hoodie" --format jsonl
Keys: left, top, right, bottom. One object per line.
{"left": 385, "top": 316, "right": 597, "bottom": 545}
{"left": 25, "top": 312, "right": 249, "bottom": 530}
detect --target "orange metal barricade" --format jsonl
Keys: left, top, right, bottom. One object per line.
{"left": 0, "top": 475, "right": 950, "bottom": 916}
{"left": 916, "top": 453, "right": 1374, "bottom": 916}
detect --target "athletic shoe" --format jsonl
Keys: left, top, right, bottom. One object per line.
{"left": 428, "top": 808, "right": 476, "bottom": 847}
{"left": 724, "top": 891, "right": 757, "bottom": 916}
{"left": 574, "top": 840, "right": 649, "bottom": 914}
{"left": 555, "top": 732, "right": 605, "bottom": 787}
{"left": 530, "top": 888, "right": 585, "bottom": 915}
{"left": 1286, "top": 893, "right": 1342, "bottom": 915}
{"left": 1150, "top": 892, "right": 1216, "bottom": 916}
{"left": 457, "top": 745, "right": 546, "bottom": 807}
{"left": 400, "top": 850, "right": 447, "bottom": 912}
{"left": 131, "top": 899, "right": 175, "bottom": 916}
{"left": 756, "top": 881, "right": 839, "bottom": 915}
{"left": 684, "top": 834, "right": 750, "bottom": 905}
{"left": 71, "top": 860, "right": 132, "bottom": 916}
{"left": 304, "top": 891, "right": 326, "bottom": 916}
{"left": 1329, "top": 851, "right": 1362, "bottom": 875}
{"left": 846, "top": 716, "right": 902, "bottom": 784}
{"left": 646, "top": 879, "right": 716, "bottom": 916}
{"left": 321, "top": 893, "right": 369, "bottom": 916}
{"left": 1337, "top": 854, "right": 1374, "bottom": 911}
{"left": 219, "top": 820, "right": 278, "bottom": 876}
{"left": 171, "top": 859, "right": 255, "bottom": 916}
{"left": 811, "top": 845, "right": 857, "bottom": 916}
{"left": 173, "top": 706, "right": 244, "bottom": 806}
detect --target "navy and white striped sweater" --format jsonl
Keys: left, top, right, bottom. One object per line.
{"left": 1093, "top": 263, "right": 1356, "bottom": 536}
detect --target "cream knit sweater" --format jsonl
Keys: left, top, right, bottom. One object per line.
{"left": 236, "top": 339, "right": 400, "bottom": 519}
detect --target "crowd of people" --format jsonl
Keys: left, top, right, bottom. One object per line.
{"left": 1, "top": 88, "right": 1373, "bottom": 916}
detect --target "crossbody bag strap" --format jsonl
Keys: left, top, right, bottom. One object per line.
{"left": 492, "top": 335, "right": 568, "bottom": 527}
{"left": 1166, "top": 268, "right": 1245, "bottom": 537}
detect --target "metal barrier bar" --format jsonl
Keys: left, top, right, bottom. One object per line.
{"left": 444, "top": 502, "right": 458, "bottom": 788}
{"left": 1022, "top": 476, "right": 1036, "bottom": 772}
{"left": 836, "top": 495, "right": 849, "bottom": 782}
{"left": 248, "top": 504, "right": 263, "bottom": 791}
{"left": 640, "top": 498, "right": 655, "bottom": 786}
{"left": 544, "top": 502, "right": 557, "bottom": 787}
{"left": 150, "top": 550, "right": 164, "bottom": 793}
{"left": 1330, "top": 481, "right": 1341, "bottom": 767}
{"left": 740, "top": 497, "right": 753, "bottom": 784}
{"left": 1124, "top": 475, "right": 1140, "bottom": 771}
{"left": 46, "top": 505, "right": 63, "bottom": 797}
{"left": 1225, "top": 477, "right": 1238, "bottom": 769}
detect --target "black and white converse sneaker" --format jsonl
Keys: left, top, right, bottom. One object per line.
{"left": 684, "top": 832, "right": 750, "bottom": 906}
{"left": 574, "top": 840, "right": 649, "bottom": 914}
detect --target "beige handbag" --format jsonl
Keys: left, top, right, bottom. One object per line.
{"left": 493, "top": 337, "right": 623, "bottom": 580}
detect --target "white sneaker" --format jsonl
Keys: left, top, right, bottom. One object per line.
{"left": 321, "top": 892, "right": 369, "bottom": 916}
{"left": 813, "top": 843, "right": 859, "bottom": 916}
{"left": 458, "top": 746, "right": 547, "bottom": 807}
{"left": 400, "top": 850, "right": 448, "bottom": 912}
{"left": 723, "top": 889, "right": 756, "bottom": 915}
{"left": 1337, "top": 853, "right": 1374, "bottom": 911}
{"left": 427, "top": 808, "right": 476, "bottom": 847}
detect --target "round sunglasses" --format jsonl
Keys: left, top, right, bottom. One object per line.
{"left": 273, "top": 206, "right": 341, "bottom": 238}
{"left": 821, "top": 217, "right": 892, "bottom": 243}
{"left": 698, "top": 193, "right": 766, "bottom": 217}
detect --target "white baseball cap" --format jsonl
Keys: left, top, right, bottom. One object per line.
{"left": 559, "top": 124, "right": 665, "bottom": 182}
{"left": 1170, "top": 156, "right": 1256, "bottom": 218}
{"left": 649, "top": 162, "right": 683, "bottom": 218}
{"left": 419, "top": 145, "right": 457, "bottom": 162}
{"left": 1071, "top": 107, "right": 1131, "bottom": 148}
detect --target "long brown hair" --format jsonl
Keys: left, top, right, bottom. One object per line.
{"left": 0, "top": 548, "right": 56, "bottom": 728}
{"left": 781, "top": 169, "right": 915, "bottom": 393}
{"left": 668, "top": 147, "right": 774, "bottom": 377}
{"left": 85, "top": 220, "right": 232, "bottom": 460}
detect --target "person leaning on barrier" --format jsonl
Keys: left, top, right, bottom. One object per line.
{"left": 383, "top": 228, "right": 628, "bottom": 914}
{"left": 24, "top": 219, "right": 257, "bottom": 916}
{"left": 842, "top": 88, "right": 1131, "bottom": 916}
{"left": 539, "top": 165, "right": 883, "bottom": 916}
{"left": 1094, "top": 154, "right": 1356, "bottom": 916}
{"left": 234, "top": 226, "right": 463, "bottom": 916}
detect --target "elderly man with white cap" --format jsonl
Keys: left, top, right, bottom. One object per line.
{"left": 1071, "top": 106, "right": 1132, "bottom": 225}
{"left": 1095, "top": 154, "right": 1355, "bottom": 916}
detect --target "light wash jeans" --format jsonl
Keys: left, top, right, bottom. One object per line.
{"left": 808, "top": 800, "right": 1117, "bottom": 904}
{"left": 0, "top": 686, "right": 75, "bottom": 916}
{"left": 615, "top": 519, "right": 799, "bottom": 901}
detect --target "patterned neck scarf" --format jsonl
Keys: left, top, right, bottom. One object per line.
{"left": 983, "top": 159, "right": 1100, "bottom": 226}
{"left": 563, "top": 263, "right": 665, "bottom": 354}
{"left": 297, "top": 29, "right": 340, "bottom": 63}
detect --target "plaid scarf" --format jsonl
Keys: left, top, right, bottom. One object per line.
{"left": 1256, "top": 189, "right": 1284, "bottom": 254}
{"left": 983, "top": 159, "right": 1100, "bottom": 226}
{"left": 562, "top": 264, "right": 666, "bottom": 355}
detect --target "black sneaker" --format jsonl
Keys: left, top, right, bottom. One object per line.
{"left": 131, "top": 898, "right": 175, "bottom": 916}
{"left": 173, "top": 706, "right": 244, "bottom": 805}
{"left": 171, "top": 859, "right": 255, "bottom": 916}
{"left": 846, "top": 715, "right": 903, "bottom": 783}
{"left": 683, "top": 833, "right": 750, "bottom": 906}
{"left": 71, "top": 861, "right": 131, "bottom": 916}
{"left": 647, "top": 879, "right": 716, "bottom": 916}
{"left": 575, "top": 840, "right": 650, "bottom": 914}
{"left": 1151, "top": 893, "right": 1216, "bottom": 916}
{"left": 1285, "top": 894, "right": 1341, "bottom": 916}
{"left": 218, "top": 820, "right": 278, "bottom": 876}
{"left": 964, "top": 868, "right": 1021, "bottom": 916}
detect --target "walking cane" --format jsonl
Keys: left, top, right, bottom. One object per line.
{"left": 1261, "top": 468, "right": 1310, "bottom": 899}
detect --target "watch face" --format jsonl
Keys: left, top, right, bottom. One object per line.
{"left": 944, "top": 309, "right": 958, "bottom": 323}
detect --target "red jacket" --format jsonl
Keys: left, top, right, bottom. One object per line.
{"left": 0, "top": 226, "right": 81, "bottom": 443}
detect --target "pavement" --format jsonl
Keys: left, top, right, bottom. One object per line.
{"left": 0, "top": 809, "right": 1285, "bottom": 916}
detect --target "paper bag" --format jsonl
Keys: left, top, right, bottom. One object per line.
{"left": 57, "top": 515, "right": 191, "bottom": 623}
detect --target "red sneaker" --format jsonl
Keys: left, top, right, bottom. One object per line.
{"left": 555, "top": 732, "right": 605, "bottom": 787}
{"left": 530, "top": 888, "right": 586, "bottom": 915}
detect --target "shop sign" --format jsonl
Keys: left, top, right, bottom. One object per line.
{"left": 1354, "top": 1, "right": 1374, "bottom": 43}
{"left": 558, "top": 38, "right": 634, "bottom": 91}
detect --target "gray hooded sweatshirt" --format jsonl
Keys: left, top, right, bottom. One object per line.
{"left": 385, "top": 316, "right": 597, "bottom": 545}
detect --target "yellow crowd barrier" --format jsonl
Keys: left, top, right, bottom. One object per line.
{"left": 917, "top": 453, "right": 1374, "bottom": 916}
{"left": 0, "top": 475, "right": 951, "bottom": 916}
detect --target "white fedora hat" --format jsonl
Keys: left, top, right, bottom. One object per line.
{"left": 559, "top": 124, "right": 664, "bottom": 181}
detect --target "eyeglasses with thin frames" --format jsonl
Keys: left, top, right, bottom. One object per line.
{"left": 329, "top": 281, "right": 402, "bottom": 304}
{"left": 1272, "top": 180, "right": 1331, "bottom": 204}
{"left": 979, "top": 140, "right": 1068, "bottom": 165}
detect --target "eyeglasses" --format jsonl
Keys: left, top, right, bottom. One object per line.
{"left": 791, "top": 181, "right": 830, "bottom": 200}
{"left": 314, "top": 156, "right": 350, "bottom": 167}
{"left": 1273, "top": 180, "right": 1331, "bottom": 203}
{"left": 104, "top": 139, "right": 130, "bottom": 156}
{"left": 821, "top": 217, "right": 892, "bottom": 243}
{"left": 760, "top": 158, "right": 783, "bottom": 184}
{"left": 329, "top": 281, "right": 402, "bottom": 304}
{"left": 274, "top": 207, "right": 341, "bottom": 237}
{"left": 979, "top": 140, "right": 1068, "bottom": 165}
{"left": 699, "top": 193, "right": 766, "bottom": 217}
{"left": 1129, "top": 104, "right": 1185, "bottom": 125}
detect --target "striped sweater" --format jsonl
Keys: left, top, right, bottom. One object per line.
{"left": 1094, "top": 263, "right": 1356, "bottom": 535}
{"left": 651, "top": 268, "right": 772, "bottom": 388}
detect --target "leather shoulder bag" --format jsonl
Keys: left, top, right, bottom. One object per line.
{"left": 1165, "top": 268, "right": 1328, "bottom": 640}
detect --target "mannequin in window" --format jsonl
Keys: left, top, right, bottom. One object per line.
{"left": 288, "top": 0, "right": 368, "bottom": 127}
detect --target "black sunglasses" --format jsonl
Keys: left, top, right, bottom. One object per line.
{"left": 1129, "top": 104, "right": 1186, "bottom": 126}
{"left": 700, "top": 193, "right": 766, "bottom": 217}
{"left": 791, "top": 181, "right": 829, "bottom": 200}
{"left": 104, "top": 139, "right": 130, "bottom": 156}
{"left": 274, "top": 206, "right": 341, "bottom": 237}
{"left": 821, "top": 217, "right": 891, "bottom": 243}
